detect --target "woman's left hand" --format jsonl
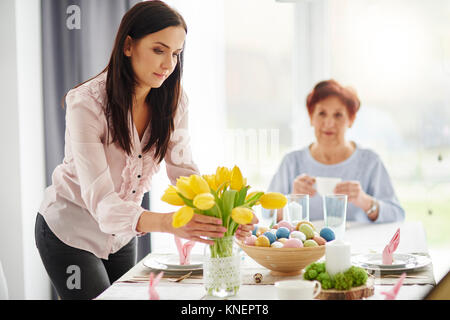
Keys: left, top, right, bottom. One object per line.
{"left": 235, "top": 213, "right": 259, "bottom": 242}
{"left": 334, "top": 181, "right": 372, "bottom": 211}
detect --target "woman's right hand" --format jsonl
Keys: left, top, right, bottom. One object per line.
{"left": 292, "top": 174, "right": 317, "bottom": 196}
{"left": 169, "top": 213, "right": 227, "bottom": 245}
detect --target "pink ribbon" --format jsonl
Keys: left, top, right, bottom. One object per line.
{"left": 380, "top": 272, "right": 406, "bottom": 300}
{"left": 174, "top": 236, "right": 196, "bottom": 265}
{"left": 382, "top": 228, "right": 400, "bottom": 265}
{"left": 148, "top": 271, "right": 164, "bottom": 300}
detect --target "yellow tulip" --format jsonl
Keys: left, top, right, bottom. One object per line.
{"left": 230, "top": 165, "right": 245, "bottom": 191}
{"left": 193, "top": 193, "right": 215, "bottom": 210}
{"left": 176, "top": 176, "right": 196, "bottom": 200}
{"left": 172, "top": 206, "right": 194, "bottom": 228}
{"left": 231, "top": 207, "right": 254, "bottom": 225}
{"left": 202, "top": 174, "right": 218, "bottom": 191}
{"left": 189, "top": 175, "right": 210, "bottom": 194}
{"left": 215, "top": 166, "right": 231, "bottom": 187}
{"left": 259, "top": 192, "right": 287, "bottom": 209}
{"left": 161, "top": 185, "right": 184, "bottom": 206}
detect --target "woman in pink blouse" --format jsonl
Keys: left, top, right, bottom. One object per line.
{"left": 35, "top": 1, "right": 255, "bottom": 300}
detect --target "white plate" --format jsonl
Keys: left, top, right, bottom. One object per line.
{"left": 352, "top": 253, "right": 431, "bottom": 272}
{"left": 153, "top": 254, "right": 203, "bottom": 269}
{"left": 143, "top": 256, "right": 203, "bottom": 273}
{"left": 357, "top": 253, "right": 412, "bottom": 269}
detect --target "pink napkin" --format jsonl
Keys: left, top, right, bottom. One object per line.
{"left": 380, "top": 272, "right": 406, "bottom": 300}
{"left": 174, "top": 236, "right": 196, "bottom": 265}
{"left": 148, "top": 271, "right": 164, "bottom": 300}
{"left": 382, "top": 228, "right": 400, "bottom": 265}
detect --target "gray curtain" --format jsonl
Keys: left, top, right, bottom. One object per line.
{"left": 41, "top": 0, "right": 151, "bottom": 299}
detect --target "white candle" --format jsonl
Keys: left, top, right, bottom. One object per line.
{"left": 325, "top": 240, "right": 351, "bottom": 276}
{"left": 287, "top": 201, "right": 302, "bottom": 222}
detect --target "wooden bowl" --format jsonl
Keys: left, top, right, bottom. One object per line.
{"left": 237, "top": 240, "right": 326, "bottom": 276}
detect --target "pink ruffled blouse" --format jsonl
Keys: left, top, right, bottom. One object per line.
{"left": 39, "top": 72, "right": 199, "bottom": 259}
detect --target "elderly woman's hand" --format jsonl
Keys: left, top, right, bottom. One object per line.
{"left": 334, "top": 181, "right": 372, "bottom": 211}
{"left": 293, "top": 174, "right": 317, "bottom": 196}
{"left": 235, "top": 213, "right": 259, "bottom": 242}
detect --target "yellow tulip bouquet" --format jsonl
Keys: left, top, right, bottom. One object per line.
{"left": 161, "top": 165, "right": 288, "bottom": 258}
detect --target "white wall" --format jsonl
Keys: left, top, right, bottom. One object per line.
{"left": 0, "top": 0, "right": 50, "bottom": 299}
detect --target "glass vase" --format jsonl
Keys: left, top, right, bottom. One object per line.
{"left": 203, "top": 236, "right": 240, "bottom": 298}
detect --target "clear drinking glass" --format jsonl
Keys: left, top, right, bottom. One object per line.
{"left": 258, "top": 206, "right": 277, "bottom": 228}
{"left": 322, "top": 194, "right": 348, "bottom": 240}
{"left": 285, "top": 194, "right": 309, "bottom": 223}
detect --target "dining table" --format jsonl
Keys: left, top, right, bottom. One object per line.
{"left": 95, "top": 220, "right": 436, "bottom": 300}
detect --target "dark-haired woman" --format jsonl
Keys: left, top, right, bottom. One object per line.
{"left": 268, "top": 80, "right": 405, "bottom": 223}
{"left": 35, "top": 1, "right": 255, "bottom": 300}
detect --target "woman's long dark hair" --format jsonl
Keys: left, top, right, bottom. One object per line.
{"left": 66, "top": 1, "right": 187, "bottom": 163}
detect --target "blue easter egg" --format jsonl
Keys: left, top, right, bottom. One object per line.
{"left": 252, "top": 225, "right": 258, "bottom": 236}
{"left": 263, "top": 231, "right": 277, "bottom": 244}
{"left": 276, "top": 227, "right": 290, "bottom": 239}
{"left": 320, "top": 227, "right": 335, "bottom": 242}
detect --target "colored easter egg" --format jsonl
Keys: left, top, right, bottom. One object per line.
{"left": 320, "top": 227, "right": 335, "bottom": 242}
{"left": 313, "top": 235, "right": 326, "bottom": 246}
{"left": 290, "top": 231, "right": 306, "bottom": 242}
{"left": 296, "top": 220, "right": 316, "bottom": 231}
{"left": 272, "top": 224, "right": 279, "bottom": 229}
{"left": 303, "top": 239, "right": 319, "bottom": 247}
{"left": 256, "top": 226, "right": 269, "bottom": 237}
{"left": 263, "top": 231, "right": 277, "bottom": 244}
{"left": 252, "top": 225, "right": 258, "bottom": 236}
{"left": 276, "top": 227, "right": 290, "bottom": 239}
{"left": 271, "top": 241, "right": 284, "bottom": 248}
{"left": 299, "top": 224, "right": 315, "bottom": 239}
{"left": 278, "top": 238, "right": 288, "bottom": 244}
{"left": 255, "top": 235, "right": 271, "bottom": 247}
{"left": 278, "top": 220, "right": 294, "bottom": 231}
{"left": 283, "top": 238, "right": 304, "bottom": 248}
{"left": 244, "top": 235, "right": 257, "bottom": 246}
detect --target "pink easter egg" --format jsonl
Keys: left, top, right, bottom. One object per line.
{"left": 283, "top": 238, "right": 304, "bottom": 248}
{"left": 278, "top": 220, "right": 294, "bottom": 231}
{"left": 244, "top": 235, "right": 257, "bottom": 246}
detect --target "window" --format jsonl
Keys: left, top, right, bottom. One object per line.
{"left": 150, "top": 0, "right": 294, "bottom": 254}
{"left": 150, "top": 1, "right": 450, "bottom": 281}
{"left": 325, "top": 0, "right": 450, "bottom": 279}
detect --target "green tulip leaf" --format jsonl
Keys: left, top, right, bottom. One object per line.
{"left": 176, "top": 192, "right": 195, "bottom": 208}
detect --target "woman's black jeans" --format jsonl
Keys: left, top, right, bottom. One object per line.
{"left": 35, "top": 213, "right": 136, "bottom": 300}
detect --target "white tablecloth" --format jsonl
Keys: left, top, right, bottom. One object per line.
{"left": 96, "top": 221, "right": 435, "bottom": 300}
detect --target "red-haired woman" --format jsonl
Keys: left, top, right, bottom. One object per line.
{"left": 35, "top": 1, "right": 255, "bottom": 300}
{"left": 269, "top": 80, "right": 405, "bottom": 223}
